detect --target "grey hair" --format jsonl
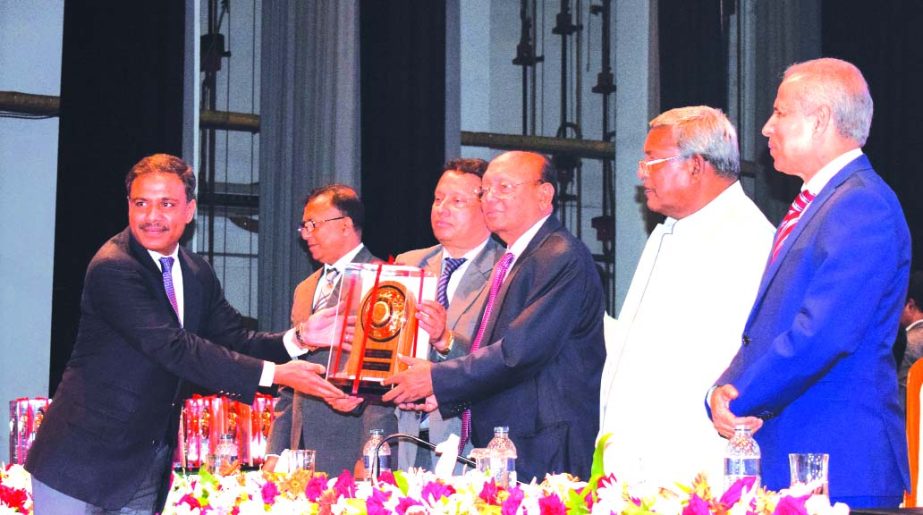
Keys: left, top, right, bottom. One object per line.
{"left": 649, "top": 105, "right": 740, "bottom": 179}
{"left": 783, "top": 57, "right": 873, "bottom": 146}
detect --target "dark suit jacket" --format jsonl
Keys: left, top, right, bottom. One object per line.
{"left": 431, "top": 216, "right": 606, "bottom": 481}
{"left": 716, "top": 155, "right": 911, "bottom": 500}
{"left": 267, "top": 246, "right": 397, "bottom": 476}
{"left": 26, "top": 228, "right": 291, "bottom": 510}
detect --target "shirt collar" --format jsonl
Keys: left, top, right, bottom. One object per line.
{"left": 907, "top": 319, "right": 923, "bottom": 333}
{"left": 506, "top": 214, "right": 551, "bottom": 263}
{"left": 802, "top": 148, "right": 864, "bottom": 195}
{"left": 328, "top": 243, "right": 365, "bottom": 273}
{"left": 666, "top": 181, "right": 744, "bottom": 234}
{"left": 443, "top": 237, "right": 490, "bottom": 261}
{"left": 147, "top": 246, "right": 181, "bottom": 271}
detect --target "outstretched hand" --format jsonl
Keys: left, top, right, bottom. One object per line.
{"left": 710, "top": 384, "right": 763, "bottom": 438}
{"left": 274, "top": 360, "right": 346, "bottom": 400}
{"left": 381, "top": 355, "right": 434, "bottom": 404}
{"left": 295, "top": 307, "right": 355, "bottom": 351}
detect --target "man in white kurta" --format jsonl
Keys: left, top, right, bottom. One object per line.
{"left": 598, "top": 106, "right": 774, "bottom": 488}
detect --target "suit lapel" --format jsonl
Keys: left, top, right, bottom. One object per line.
{"left": 745, "top": 156, "right": 869, "bottom": 328}
{"left": 447, "top": 240, "right": 501, "bottom": 330}
{"left": 481, "top": 217, "right": 559, "bottom": 344}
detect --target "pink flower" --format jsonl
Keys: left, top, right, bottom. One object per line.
{"left": 305, "top": 475, "right": 328, "bottom": 502}
{"left": 479, "top": 479, "right": 500, "bottom": 504}
{"left": 333, "top": 470, "right": 357, "bottom": 498}
{"left": 773, "top": 494, "right": 811, "bottom": 515}
{"left": 421, "top": 480, "right": 455, "bottom": 503}
{"left": 396, "top": 496, "right": 424, "bottom": 514}
{"left": 366, "top": 488, "right": 392, "bottom": 515}
{"left": 719, "top": 476, "right": 757, "bottom": 508}
{"left": 261, "top": 480, "right": 280, "bottom": 505}
{"left": 538, "top": 492, "right": 566, "bottom": 515}
{"left": 501, "top": 486, "right": 525, "bottom": 515}
{"left": 682, "top": 493, "right": 711, "bottom": 515}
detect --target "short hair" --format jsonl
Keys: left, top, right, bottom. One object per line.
{"left": 304, "top": 184, "right": 364, "bottom": 232}
{"left": 782, "top": 57, "right": 873, "bottom": 146}
{"left": 909, "top": 271, "right": 923, "bottom": 308}
{"left": 125, "top": 154, "right": 196, "bottom": 201}
{"left": 649, "top": 106, "right": 740, "bottom": 179}
{"left": 443, "top": 158, "right": 488, "bottom": 178}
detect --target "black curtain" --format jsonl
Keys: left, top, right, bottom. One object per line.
{"left": 658, "top": 0, "right": 729, "bottom": 112}
{"left": 359, "top": 1, "right": 446, "bottom": 260}
{"left": 821, "top": 0, "right": 923, "bottom": 272}
{"left": 49, "top": 2, "right": 185, "bottom": 394}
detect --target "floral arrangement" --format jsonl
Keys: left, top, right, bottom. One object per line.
{"left": 0, "top": 464, "right": 32, "bottom": 514}
{"left": 0, "top": 437, "right": 850, "bottom": 515}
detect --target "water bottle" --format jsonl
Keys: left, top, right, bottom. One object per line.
{"left": 362, "top": 429, "right": 391, "bottom": 481}
{"left": 724, "top": 426, "right": 760, "bottom": 491}
{"left": 486, "top": 426, "right": 517, "bottom": 487}
{"left": 214, "top": 433, "right": 238, "bottom": 475}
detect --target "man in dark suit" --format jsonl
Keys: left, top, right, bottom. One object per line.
{"left": 266, "top": 184, "right": 396, "bottom": 477}
{"left": 393, "top": 158, "right": 504, "bottom": 470}
{"left": 384, "top": 151, "right": 606, "bottom": 482}
{"left": 26, "top": 154, "right": 351, "bottom": 514}
{"left": 709, "top": 58, "right": 911, "bottom": 508}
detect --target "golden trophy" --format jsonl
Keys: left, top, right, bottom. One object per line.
{"left": 327, "top": 263, "right": 436, "bottom": 400}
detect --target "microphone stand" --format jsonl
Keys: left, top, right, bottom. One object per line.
{"left": 370, "top": 432, "right": 477, "bottom": 483}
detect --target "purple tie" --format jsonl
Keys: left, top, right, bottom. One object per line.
{"left": 436, "top": 257, "right": 467, "bottom": 309}
{"left": 459, "top": 252, "right": 515, "bottom": 453}
{"left": 159, "top": 257, "right": 179, "bottom": 318}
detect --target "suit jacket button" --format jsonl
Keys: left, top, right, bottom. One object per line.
{"left": 742, "top": 335, "right": 751, "bottom": 345}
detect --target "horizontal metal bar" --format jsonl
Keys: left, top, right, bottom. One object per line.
{"left": 0, "top": 91, "right": 59, "bottom": 116}
{"left": 461, "top": 131, "right": 614, "bottom": 160}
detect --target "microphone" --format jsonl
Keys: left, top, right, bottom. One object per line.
{"left": 370, "top": 432, "right": 477, "bottom": 482}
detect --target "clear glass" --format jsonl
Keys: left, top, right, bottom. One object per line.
{"left": 288, "top": 449, "right": 316, "bottom": 475}
{"left": 486, "top": 426, "right": 517, "bottom": 487}
{"left": 214, "top": 433, "right": 238, "bottom": 476}
{"left": 724, "top": 426, "right": 760, "bottom": 492}
{"left": 789, "top": 453, "right": 829, "bottom": 496}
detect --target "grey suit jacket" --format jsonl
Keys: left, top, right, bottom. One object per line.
{"left": 393, "top": 238, "right": 504, "bottom": 469}
{"left": 267, "top": 246, "right": 398, "bottom": 476}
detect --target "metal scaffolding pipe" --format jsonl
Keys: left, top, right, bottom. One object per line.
{"left": 461, "top": 130, "right": 613, "bottom": 160}
{"left": 0, "top": 91, "right": 60, "bottom": 116}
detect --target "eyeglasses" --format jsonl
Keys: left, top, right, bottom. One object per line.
{"left": 297, "top": 216, "right": 346, "bottom": 233}
{"left": 433, "top": 194, "right": 479, "bottom": 210}
{"left": 637, "top": 155, "right": 687, "bottom": 176}
{"left": 477, "top": 180, "right": 543, "bottom": 200}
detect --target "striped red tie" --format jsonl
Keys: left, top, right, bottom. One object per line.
{"left": 770, "top": 190, "right": 816, "bottom": 262}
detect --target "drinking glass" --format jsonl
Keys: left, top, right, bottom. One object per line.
{"left": 289, "top": 449, "right": 317, "bottom": 475}
{"left": 788, "top": 453, "right": 829, "bottom": 496}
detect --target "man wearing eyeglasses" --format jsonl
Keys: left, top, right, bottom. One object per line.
{"left": 392, "top": 158, "right": 504, "bottom": 471}
{"left": 597, "top": 106, "right": 773, "bottom": 487}
{"left": 267, "top": 184, "right": 397, "bottom": 476}
{"left": 384, "top": 151, "right": 606, "bottom": 482}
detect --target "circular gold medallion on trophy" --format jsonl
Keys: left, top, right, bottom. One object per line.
{"left": 360, "top": 282, "right": 407, "bottom": 342}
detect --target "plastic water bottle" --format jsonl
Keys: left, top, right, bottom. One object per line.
{"left": 362, "top": 429, "right": 391, "bottom": 480}
{"left": 214, "top": 433, "right": 238, "bottom": 475}
{"left": 486, "top": 426, "right": 517, "bottom": 487}
{"left": 724, "top": 426, "right": 760, "bottom": 491}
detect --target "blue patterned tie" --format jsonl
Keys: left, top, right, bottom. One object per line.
{"left": 436, "top": 257, "right": 467, "bottom": 308}
{"left": 159, "top": 257, "right": 179, "bottom": 317}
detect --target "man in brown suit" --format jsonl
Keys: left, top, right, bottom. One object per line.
{"left": 267, "top": 184, "right": 397, "bottom": 476}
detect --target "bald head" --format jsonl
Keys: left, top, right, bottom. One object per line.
{"left": 480, "top": 151, "right": 556, "bottom": 244}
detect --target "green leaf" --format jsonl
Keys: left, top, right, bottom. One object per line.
{"left": 393, "top": 469, "right": 410, "bottom": 495}
{"left": 565, "top": 487, "right": 591, "bottom": 514}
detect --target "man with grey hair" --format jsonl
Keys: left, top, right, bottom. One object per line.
{"left": 598, "top": 106, "right": 773, "bottom": 486}
{"left": 709, "top": 58, "right": 910, "bottom": 507}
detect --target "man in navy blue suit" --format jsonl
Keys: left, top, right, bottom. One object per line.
{"left": 709, "top": 58, "right": 911, "bottom": 508}
{"left": 26, "top": 154, "right": 356, "bottom": 514}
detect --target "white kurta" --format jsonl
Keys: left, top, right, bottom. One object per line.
{"left": 598, "top": 181, "right": 774, "bottom": 487}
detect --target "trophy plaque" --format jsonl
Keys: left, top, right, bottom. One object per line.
{"left": 327, "top": 263, "right": 436, "bottom": 400}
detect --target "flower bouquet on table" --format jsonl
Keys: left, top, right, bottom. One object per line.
{"left": 0, "top": 464, "right": 32, "bottom": 514}
{"left": 161, "top": 435, "right": 850, "bottom": 514}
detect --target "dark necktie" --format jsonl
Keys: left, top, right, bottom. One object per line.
{"left": 459, "top": 252, "right": 515, "bottom": 453}
{"left": 436, "top": 257, "right": 467, "bottom": 309}
{"left": 159, "top": 257, "right": 179, "bottom": 318}
{"left": 770, "top": 190, "right": 816, "bottom": 262}
{"left": 313, "top": 267, "right": 340, "bottom": 310}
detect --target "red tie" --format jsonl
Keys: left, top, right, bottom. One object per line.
{"left": 458, "top": 252, "right": 515, "bottom": 454}
{"left": 770, "top": 190, "right": 816, "bottom": 262}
